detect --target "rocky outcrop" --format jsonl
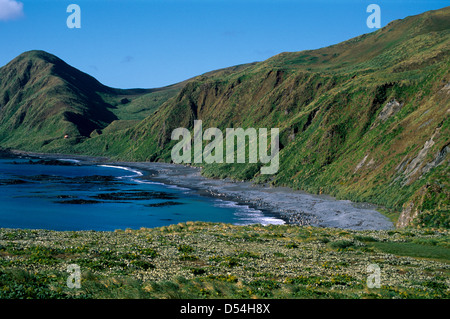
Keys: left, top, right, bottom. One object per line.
{"left": 421, "top": 143, "right": 449, "bottom": 176}
{"left": 377, "top": 99, "right": 403, "bottom": 121}
{"left": 397, "top": 201, "right": 419, "bottom": 228}
{"left": 394, "top": 128, "right": 448, "bottom": 186}
{"left": 440, "top": 82, "right": 450, "bottom": 94}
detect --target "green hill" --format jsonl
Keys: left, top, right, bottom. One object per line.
{"left": 1, "top": 7, "right": 449, "bottom": 229}
{"left": 0, "top": 50, "right": 181, "bottom": 150}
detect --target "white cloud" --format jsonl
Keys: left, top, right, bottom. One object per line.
{"left": 0, "top": 0, "right": 24, "bottom": 21}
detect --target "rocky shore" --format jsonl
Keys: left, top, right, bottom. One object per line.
{"left": 10, "top": 150, "right": 394, "bottom": 230}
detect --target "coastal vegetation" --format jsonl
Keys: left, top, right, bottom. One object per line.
{"left": 0, "top": 222, "right": 448, "bottom": 299}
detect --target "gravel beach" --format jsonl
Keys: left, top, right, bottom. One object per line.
{"left": 123, "top": 162, "right": 394, "bottom": 230}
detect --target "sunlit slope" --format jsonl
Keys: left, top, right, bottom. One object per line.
{"left": 78, "top": 7, "right": 449, "bottom": 227}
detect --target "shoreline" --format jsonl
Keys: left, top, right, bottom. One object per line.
{"left": 9, "top": 150, "right": 394, "bottom": 230}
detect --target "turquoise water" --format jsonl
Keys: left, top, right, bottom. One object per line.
{"left": 0, "top": 158, "right": 284, "bottom": 231}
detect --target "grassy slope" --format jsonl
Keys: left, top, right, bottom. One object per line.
{"left": 73, "top": 8, "right": 450, "bottom": 228}
{"left": 0, "top": 51, "right": 256, "bottom": 155}
{"left": 0, "top": 51, "right": 181, "bottom": 152}
{"left": 0, "top": 222, "right": 448, "bottom": 299}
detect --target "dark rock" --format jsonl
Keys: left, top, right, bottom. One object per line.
{"left": 23, "top": 174, "right": 64, "bottom": 182}
{"left": 54, "top": 199, "right": 103, "bottom": 204}
{"left": 0, "top": 179, "right": 29, "bottom": 186}
{"left": 0, "top": 148, "right": 16, "bottom": 159}
{"left": 54, "top": 195, "right": 77, "bottom": 199}
{"left": 145, "top": 201, "right": 183, "bottom": 207}
{"left": 12, "top": 159, "right": 80, "bottom": 166}
{"left": 70, "top": 175, "right": 117, "bottom": 183}
{"left": 91, "top": 191, "right": 177, "bottom": 201}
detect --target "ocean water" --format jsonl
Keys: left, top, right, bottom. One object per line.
{"left": 0, "top": 158, "right": 284, "bottom": 231}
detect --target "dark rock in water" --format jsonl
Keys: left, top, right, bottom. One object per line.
{"left": 145, "top": 201, "right": 183, "bottom": 207}
{"left": 0, "top": 148, "right": 17, "bottom": 159}
{"left": 12, "top": 159, "right": 80, "bottom": 166}
{"left": 15, "top": 174, "right": 121, "bottom": 186}
{"left": 54, "top": 199, "right": 103, "bottom": 204}
{"left": 91, "top": 190, "right": 177, "bottom": 201}
{"left": 70, "top": 175, "right": 117, "bottom": 183}
{"left": 23, "top": 174, "right": 64, "bottom": 182}
{"left": 0, "top": 179, "right": 29, "bottom": 186}
{"left": 54, "top": 195, "right": 77, "bottom": 199}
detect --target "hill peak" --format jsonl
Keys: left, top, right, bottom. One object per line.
{"left": 6, "top": 50, "right": 64, "bottom": 68}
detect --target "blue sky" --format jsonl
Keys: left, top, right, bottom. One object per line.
{"left": 0, "top": 0, "right": 448, "bottom": 89}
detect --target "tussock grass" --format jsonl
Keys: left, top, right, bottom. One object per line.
{"left": 0, "top": 222, "right": 448, "bottom": 299}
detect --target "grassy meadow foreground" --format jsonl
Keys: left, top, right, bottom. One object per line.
{"left": 0, "top": 222, "right": 448, "bottom": 299}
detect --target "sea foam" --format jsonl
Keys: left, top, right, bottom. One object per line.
{"left": 98, "top": 165, "right": 143, "bottom": 178}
